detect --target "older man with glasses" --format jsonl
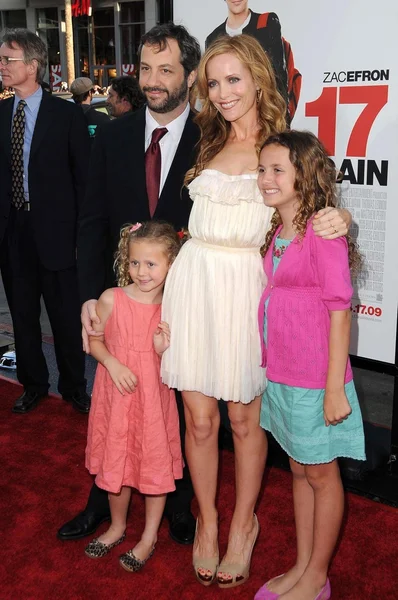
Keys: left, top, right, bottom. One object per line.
{"left": 0, "top": 28, "right": 91, "bottom": 415}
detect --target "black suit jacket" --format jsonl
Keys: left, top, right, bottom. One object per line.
{"left": 77, "top": 107, "right": 200, "bottom": 303}
{"left": 205, "top": 11, "right": 288, "bottom": 105}
{"left": 0, "top": 92, "right": 90, "bottom": 270}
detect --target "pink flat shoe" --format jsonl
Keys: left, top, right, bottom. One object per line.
{"left": 314, "top": 578, "right": 331, "bottom": 600}
{"left": 254, "top": 575, "right": 284, "bottom": 600}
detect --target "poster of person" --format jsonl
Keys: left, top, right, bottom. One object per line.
{"left": 173, "top": 0, "right": 398, "bottom": 365}
{"left": 205, "top": 1, "right": 301, "bottom": 120}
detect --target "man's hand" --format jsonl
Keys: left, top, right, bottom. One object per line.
{"left": 153, "top": 321, "right": 171, "bottom": 355}
{"left": 313, "top": 207, "right": 352, "bottom": 239}
{"left": 81, "top": 299, "right": 101, "bottom": 353}
{"left": 104, "top": 356, "right": 138, "bottom": 395}
{"left": 324, "top": 389, "right": 352, "bottom": 426}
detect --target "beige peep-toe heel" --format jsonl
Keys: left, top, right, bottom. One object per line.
{"left": 217, "top": 514, "right": 260, "bottom": 589}
{"left": 192, "top": 519, "right": 219, "bottom": 587}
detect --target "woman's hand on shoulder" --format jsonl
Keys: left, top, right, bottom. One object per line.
{"left": 313, "top": 207, "right": 352, "bottom": 239}
{"left": 323, "top": 389, "right": 352, "bottom": 426}
{"left": 104, "top": 355, "right": 138, "bottom": 395}
{"left": 153, "top": 321, "right": 171, "bottom": 355}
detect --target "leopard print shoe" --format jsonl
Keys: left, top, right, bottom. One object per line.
{"left": 119, "top": 546, "right": 155, "bottom": 572}
{"left": 85, "top": 532, "right": 126, "bottom": 558}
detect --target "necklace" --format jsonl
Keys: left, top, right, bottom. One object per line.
{"left": 273, "top": 242, "right": 289, "bottom": 259}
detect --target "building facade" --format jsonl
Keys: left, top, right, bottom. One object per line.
{"left": 0, "top": 0, "right": 173, "bottom": 89}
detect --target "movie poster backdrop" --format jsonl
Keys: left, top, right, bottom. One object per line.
{"left": 174, "top": 0, "right": 398, "bottom": 364}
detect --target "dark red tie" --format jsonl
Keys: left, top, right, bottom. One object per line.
{"left": 145, "top": 127, "right": 168, "bottom": 217}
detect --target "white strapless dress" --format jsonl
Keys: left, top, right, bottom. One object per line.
{"left": 161, "top": 169, "right": 273, "bottom": 404}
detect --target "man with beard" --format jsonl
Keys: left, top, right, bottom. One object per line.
{"left": 57, "top": 23, "right": 201, "bottom": 547}
{"left": 106, "top": 75, "right": 145, "bottom": 118}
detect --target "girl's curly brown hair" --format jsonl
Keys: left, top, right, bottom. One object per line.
{"left": 260, "top": 130, "right": 362, "bottom": 274}
{"left": 114, "top": 221, "right": 186, "bottom": 287}
{"left": 185, "top": 34, "right": 287, "bottom": 186}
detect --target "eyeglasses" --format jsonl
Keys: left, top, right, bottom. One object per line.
{"left": 0, "top": 56, "right": 25, "bottom": 66}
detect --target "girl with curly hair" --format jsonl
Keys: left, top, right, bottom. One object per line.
{"left": 84, "top": 221, "right": 184, "bottom": 572}
{"left": 255, "top": 130, "right": 365, "bottom": 600}
{"left": 161, "top": 34, "right": 351, "bottom": 590}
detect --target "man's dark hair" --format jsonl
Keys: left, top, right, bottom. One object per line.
{"left": 139, "top": 23, "right": 201, "bottom": 78}
{"left": 2, "top": 28, "right": 47, "bottom": 83}
{"left": 110, "top": 75, "right": 145, "bottom": 111}
{"left": 72, "top": 90, "right": 91, "bottom": 105}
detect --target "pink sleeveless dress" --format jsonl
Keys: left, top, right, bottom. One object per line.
{"left": 86, "top": 288, "right": 183, "bottom": 494}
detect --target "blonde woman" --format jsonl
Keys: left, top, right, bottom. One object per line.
{"left": 161, "top": 35, "right": 350, "bottom": 589}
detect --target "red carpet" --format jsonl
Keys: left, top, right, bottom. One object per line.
{"left": 1, "top": 376, "right": 397, "bottom": 600}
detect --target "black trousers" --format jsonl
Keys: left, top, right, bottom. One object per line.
{"left": 85, "top": 391, "right": 194, "bottom": 516}
{"left": 1, "top": 208, "right": 86, "bottom": 396}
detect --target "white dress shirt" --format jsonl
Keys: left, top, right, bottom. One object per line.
{"left": 145, "top": 102, "right": 190, "bottom": 196}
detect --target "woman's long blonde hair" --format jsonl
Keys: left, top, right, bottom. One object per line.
{"left": 185, "top": 34, "right": 287, "bottom": 185}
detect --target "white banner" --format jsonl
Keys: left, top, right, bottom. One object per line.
{"left": 50, "top": 64, "right": 62, "bottom": 92}
{"left": 174, "top": 0, "right": 398, "bottom": 364}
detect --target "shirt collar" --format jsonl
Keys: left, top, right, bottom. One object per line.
{"left": 145, "top": 102, "right": 190, "bottom": 145}
{"left": 226, "top": 10, "right": 252, "bottom": 34}
{"left": 14, "top": 85, "right": 43, "bottom": 113}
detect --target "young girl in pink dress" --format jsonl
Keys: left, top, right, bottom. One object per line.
{"left": 84, "top": 221, "right": 183, "bottom": 572}
{"left": 255, "top": 131, "right": 365, "bottom": 600}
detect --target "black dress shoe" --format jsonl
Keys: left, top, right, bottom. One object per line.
{"left": 57, "top": 510, "right": 110, "bottom": 541}
{"left": 12, "top": 390, "right": 46, "bottom": 414}
{"left": 168, "top": 511, "right": 196, "bottom": 545}
{"left": 63, "top": 391, "right": 91, "bottom": 414}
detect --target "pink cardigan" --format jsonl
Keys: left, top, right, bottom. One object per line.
{"left": 258, "top": 223, "right": 354, "bottom": 388}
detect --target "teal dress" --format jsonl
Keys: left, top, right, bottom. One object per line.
{"left": 260, "top": 237, "right": 366, "bottom": 465}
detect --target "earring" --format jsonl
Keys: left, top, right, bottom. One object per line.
{"left": 256, "top": 89, "right": 262, "bottom": 104}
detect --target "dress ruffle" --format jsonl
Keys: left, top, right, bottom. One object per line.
{"left": 188, "top": 169, "right": 264, "bottom": 206}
